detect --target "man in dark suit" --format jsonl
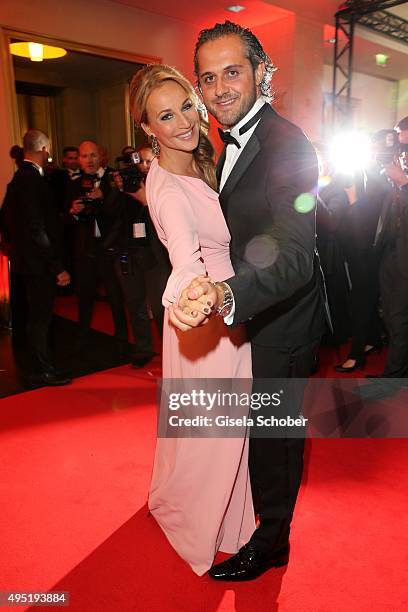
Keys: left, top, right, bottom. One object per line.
{"left": 361, "top": 141, "right": 408, "bottom": 399}
{"left": 380, "top": 159, "right": 408, "bottom": 378}
{"left": 1, "top": 129, "right": 71, "bottom": 386}
{"left": 170, "top": 21, "right": 326, "bottom": 580}
{"left": 103, "top": 156, "right": 170, "bottom": 367}
{"left": 50, "top": 146, "right": 81, "bottom": 211}
{"left": 65, "top": 141, "right": 128, "bottom": 353}
{"left": 48, "top": 146, "right": 81, "bottom": 290}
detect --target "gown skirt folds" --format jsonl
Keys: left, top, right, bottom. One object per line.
{"left": 146, "top": 158, "right": 255, "bottom": 575}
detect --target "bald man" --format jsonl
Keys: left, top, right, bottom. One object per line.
{"left": 65, "top": 140, "right": 127, "bottom": 354}
{"left": 1, "top": 129, "right": 71, "bottom": 386}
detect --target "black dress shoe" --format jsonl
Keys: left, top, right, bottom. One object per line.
{"left": 28, "top": 371, "right": 72, "bottom": 387}
{"left": 334, "top": 356, "right": 365, "bottom": 373}
{"left": 208, "top": 543, "right": 289, "bottom": 581}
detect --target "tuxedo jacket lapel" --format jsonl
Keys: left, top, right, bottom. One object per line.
{"left": 216, "top": 147, "right": 226, "bottom": 187}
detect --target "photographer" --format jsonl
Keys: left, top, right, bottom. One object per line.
{"left": 136, "top": 145, "right": 155, "bottom": 176}
{"left": 104, "top": 149, "right": 170, "bottom": 368}
{"left": 65, "top": 140, "right": 127, "bottom": 354}
{"left": 361, "top": 124, "right": 408, "bottom": 398}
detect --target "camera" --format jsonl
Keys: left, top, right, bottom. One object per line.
{"left": 78, "top": 175, "right": 101, "bottom": 216}
{"left": 114, "top": 151, "right": 145, "bottom": 193}
{"left": 372, "top": 130, "right": 401, "bottom": 166}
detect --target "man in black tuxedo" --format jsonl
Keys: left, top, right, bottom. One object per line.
{"left": 65, "top": 141, "right": 127, "bottom": 353}
{"left": 170, "top": 21, "right": 326, "bottom": 580}
{"left": 49, "top": 146, "right": 81, "bottom": 289}
{"left": 1, "top": 129, "right": 71, "bottom": 385}
{"left": 50, "top": 146, "right": 81, "bottom": 210}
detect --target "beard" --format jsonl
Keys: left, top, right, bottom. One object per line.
{"left": 206, "top": 86, "right": 257, "bottom": 129}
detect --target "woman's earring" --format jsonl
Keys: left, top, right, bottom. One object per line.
{"left": 151, "top": 135, "right": 160, "bottom": 157}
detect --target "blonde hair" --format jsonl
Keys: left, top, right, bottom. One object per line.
{"left": 129, "top": 64, "right": 216, "bottom": 190}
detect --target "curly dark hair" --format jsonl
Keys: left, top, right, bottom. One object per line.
{"left": 194, "top": 20, "right": 276, "bottom": 101}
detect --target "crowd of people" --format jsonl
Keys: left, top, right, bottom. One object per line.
{"left": 0, "top": 135, "right": 170, "bottom": 384}
{"left": 0, "top": 18, "right": 407, "bottom": 582}
{"left": 316, "top": 118, "right": 408, "bottom": 398}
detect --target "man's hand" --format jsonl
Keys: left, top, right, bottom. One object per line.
{"left": 132, "top": 182, "right": 148, "bottom": 206}
{"left": 56, "top": 270, "right": 70, "bottom": 286}
{"left": 384, "top": 162, "right": 408, "bottom": 188}
{"left": 87, "top": 186, "right": 103, "bottom": 199}
{"left": 125, "top": 182, "right": 148, "bottom": 206}
{"left": 111, "top": 171, "right": 124, "bottom": 191}
{"left": 70, "top": 199, "right": 85, "bottom": 215}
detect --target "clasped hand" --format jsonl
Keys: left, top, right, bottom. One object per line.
{"left": 169, "top": 276, "right": 221, "bottom": 331}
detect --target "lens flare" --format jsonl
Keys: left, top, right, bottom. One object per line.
{"left": 318, "top": 175, "right": 331, "bottom": 189}
{"left": 244, "top": 235, "right": 280, "bottom": 268}
{"left": 294, "top": 193, "right": 316, "bottom": 214}
{"left": 329, "top": 132, "right": 371, "bottom": 175}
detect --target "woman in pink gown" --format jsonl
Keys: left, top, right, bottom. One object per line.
{"left": 130, "top": 64, "right": 254, "bottom": 575}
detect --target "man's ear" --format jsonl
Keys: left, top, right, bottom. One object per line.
{"left": 255, "top": 61, "right": 265, "bottom": 88}
{"left": 141, "top": 122, "right": 151, "bottom": 138}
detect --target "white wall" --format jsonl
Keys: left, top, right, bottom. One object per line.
{"left": 253, "top": 15, "right": 324, "bottom": 142}
{"left": 397, "top": 79, "right": 408, "bottom": 123}
{"left": 323, "top": 64, "right": 398, "bottom": 134}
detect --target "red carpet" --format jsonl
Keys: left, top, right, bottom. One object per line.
{"left": 1, "top": 300, "right": 407, "bottom": 610}
{"left": 1, "top": 361, "right": 407, "bottom": 611}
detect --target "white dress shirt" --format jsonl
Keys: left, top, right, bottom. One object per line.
{"left": 219, "top": 98, "right": 267, "bottom": 324}
{"left": 220, "top": 97, "right": 266, "bottom": 191}
{"left": 93, "top": 166, "right": 106, "bottom": 238}
{"left": 67, "top": 167, "right": 81, "bottom": 180}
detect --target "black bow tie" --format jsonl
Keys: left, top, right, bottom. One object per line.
{"left": 218, "top": 103, "right": 267, "bottom": 148}
{"left": 218, "top": 129, "right": 241, "bottom": 148}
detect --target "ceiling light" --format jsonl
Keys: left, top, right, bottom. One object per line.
{"left": 28, "top": 43, "right": 43, "bottom": 62}
{"left": 375, "top": 53, "right": 388, "bottom": 67}
{"left": 226, "top": 5, "right": 246, "bottom": 13}
{"left": 10, "top": 42, "right": 67, "bottom": 62}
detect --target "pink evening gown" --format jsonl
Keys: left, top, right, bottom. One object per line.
{"left": 145, "top": 157, "right": 255, "bottom": 576}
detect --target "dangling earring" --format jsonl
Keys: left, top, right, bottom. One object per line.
{"left": 151, "top": 135, "right": 160, "bottom": 157}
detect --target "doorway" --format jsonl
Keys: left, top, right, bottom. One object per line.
{"left": 9, "top": 35, "right": 151, "bottom": 165}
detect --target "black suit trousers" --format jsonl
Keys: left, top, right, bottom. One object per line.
{"left": 23, "top": 273, "right": 56, "bottom": 372}
{"left": 75, "top": 244, "right": 127, "bottom": 343}
{"left": 114, "top": 257, "right": 152, "bottom": 355}
{"left": 347, "top": 251, "right": 382, "bottom": 360}
{"left": 113, "top": 256, "right": 167, "bottom": 355}
{"left": 248, "top": 338, "right": 320, "bottom": 554}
